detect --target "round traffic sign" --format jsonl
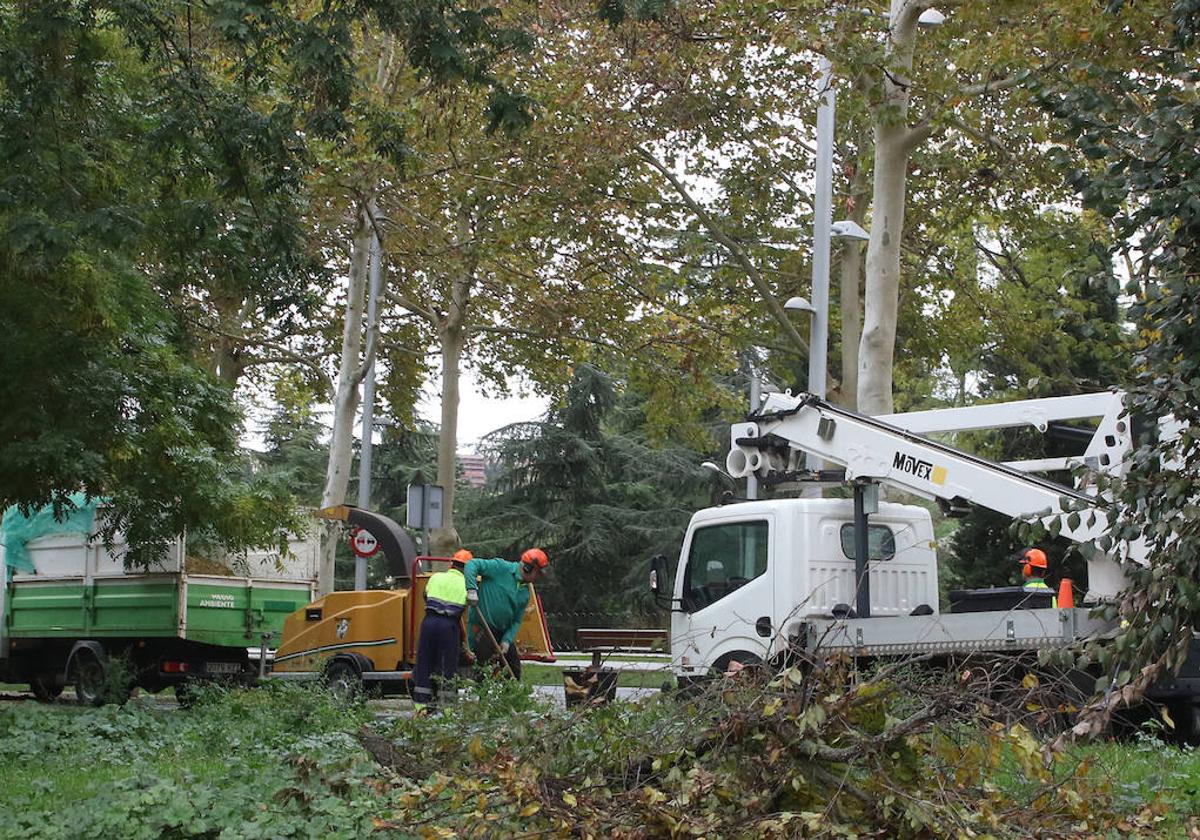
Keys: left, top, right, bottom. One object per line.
{"left": 349, "top": 527, "right": 380, "bottom": 559}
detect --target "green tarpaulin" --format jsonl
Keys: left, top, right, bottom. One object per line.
{"left": 1, "top": 494, "right": 98, "bottom": 573}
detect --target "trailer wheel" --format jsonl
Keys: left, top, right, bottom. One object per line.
{"left": 30, "top": 674, "right": 63, "bottom": 703}
{"left": 324, "top": 659, "right": 363, "bottom": 699}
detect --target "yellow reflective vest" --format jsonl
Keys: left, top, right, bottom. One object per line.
{"left": 1023, "top": 578, "right": 1057, "bottom": 607}
{"left": 425, "top": 568, "right": 467, "bottom": 617}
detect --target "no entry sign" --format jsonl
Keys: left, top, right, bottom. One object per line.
{"left": 349, "top": 527, "right": 380, "bottom": 559}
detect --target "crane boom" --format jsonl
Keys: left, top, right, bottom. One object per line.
{"left": 725, "top": 392, "right": 1139, "bottom": 599}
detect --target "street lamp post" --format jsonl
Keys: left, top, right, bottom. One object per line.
{"left": 808, "top": 57, "right": 836, "bottom": 406}
{"left": 747, "top": 374, "right": 761, "bottom": 499}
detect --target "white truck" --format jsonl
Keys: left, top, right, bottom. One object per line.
{"left": 650, "top": 390, "right": 1200, "bottom": 727}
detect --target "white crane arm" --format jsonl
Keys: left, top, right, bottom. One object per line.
{"left": 726, "top": 392, "right": 1140, "bottom": 599}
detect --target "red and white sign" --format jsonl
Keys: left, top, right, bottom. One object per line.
{"left": 349, "top": 527, "right": 380, "bottom": 559}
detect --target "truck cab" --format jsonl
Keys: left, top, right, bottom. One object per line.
{"left": 669, "top": 498, "right": 937, "bottom": 679}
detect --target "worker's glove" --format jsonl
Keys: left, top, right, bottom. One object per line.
{"left": 499, "top": 641, "right": 510, "bottom": 656}
{"left": 466, "top": 590, "right": 479, "bottom": 605}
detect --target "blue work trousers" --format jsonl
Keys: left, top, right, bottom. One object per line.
{"left": 412, "top": 612, "right": 461, "bottom": 706}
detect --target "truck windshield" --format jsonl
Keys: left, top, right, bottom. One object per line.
{"left": 682, "top": 520, "right": 768, "bottom": 613}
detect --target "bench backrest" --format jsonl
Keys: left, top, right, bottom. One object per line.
{"left": 576, "top": 627, "right": 668, "bottom": 651}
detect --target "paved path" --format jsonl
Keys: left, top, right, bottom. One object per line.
{"left": 549, "top": 656, "right": 672, "bottom": 673}
{"left": 531, "top": 684, "right": 659, "bottom": 705}
{"left": 8, "top": 673, "right": 662, "bottom": 715}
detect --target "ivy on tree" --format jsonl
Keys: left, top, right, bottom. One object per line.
{"left": 1035, "top": 2, "right": 1200, "bottom": 731}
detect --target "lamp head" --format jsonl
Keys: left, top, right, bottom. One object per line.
{"left": 830, "top": 220, "right": 871, "bottom": 241}
{"left": 917, "top": 8, "right": 945, "bottom": 26}
{"left": 784, "top": 296, "right": 816, "bottom": 313}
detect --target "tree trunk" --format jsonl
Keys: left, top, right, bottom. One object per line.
{"left": 314, "top": 39, "right": 396, "bottom": 592}
{"left": 857, "top": 0, "right": 926, "bottom": 416}
{"left": 208, "top": 294, "right": 248, "bottom": 388}
{"left": 432, "top": 321, "right": 464, "bottom": 555}
{"left": 837, "top": 159, "right": 870, "bottom": 411}
{"left": 430, "top": 206, "right": 475, "bottom": 556}
{"left": 317, "top": 207, "right": 373, "bottom": 594}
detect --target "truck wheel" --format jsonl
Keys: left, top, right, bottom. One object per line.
{"left": 174, "top": 680, "right": 202, "bottom": 709}
{"left": 712, "top": 651, "right": 764, "bottom": 678}
{"left": 324, "top": 660, "right": 362, "bottom": 699}
{"left": 30, "top": 674, "right": 63, "bottom": 703}
{"left": 1169, "top": 701, "right": 1200, "bottom": 746}
{"left": 72, "top": 650, "right": 107, "bottom": 707}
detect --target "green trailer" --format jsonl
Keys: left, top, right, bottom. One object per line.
{"left": 0, "top": 500, "right": 316, "bottom": 704}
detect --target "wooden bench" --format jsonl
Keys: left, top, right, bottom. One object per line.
{"left": 575, "top": 627, "right": 669, "bottom": 668}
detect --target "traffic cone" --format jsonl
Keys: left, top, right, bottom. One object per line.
{"left": 1057, "top": 578, "right": 1075, "bottom": 609}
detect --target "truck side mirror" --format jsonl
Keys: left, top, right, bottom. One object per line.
{"left": 649, "top": 554, "right": 672, "bottom": 610}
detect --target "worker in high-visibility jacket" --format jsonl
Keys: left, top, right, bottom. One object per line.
{"left": 412, "top": 549, "right": 472, "bottom": 711}
{"left": 1017, "top": 547, "right": 1057, "bottom": 606}
{"left": 464, "top": 548, "right": 549, "bottom": 680}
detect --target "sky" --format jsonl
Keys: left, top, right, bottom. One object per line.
{"left": 417, "top": 366, "right": 549, "bottom": 453}
{"left": 242, "top": 364, "right": 547, "bottom": 456}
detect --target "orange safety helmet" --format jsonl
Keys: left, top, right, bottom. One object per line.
{"left": 520, "top": 548, "right": 549, "bottom": 569}
{"left": 1020, "top": 548, "right": 1048, "bottom": 573}
{"left": 452, "top": 549, "right": 473, "bottom": 564}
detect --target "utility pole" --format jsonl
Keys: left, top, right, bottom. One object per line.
{"left": 747, "top": 373, "right": 760, "bottom": 500}
{"left": 355, "top": 230, "right": 382, "bottom": 591}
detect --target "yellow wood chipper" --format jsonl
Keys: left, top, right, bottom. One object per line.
{"left": 269, "top": 505, "right": 555, "bottom": 694}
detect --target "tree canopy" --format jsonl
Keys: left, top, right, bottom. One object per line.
{"left": 0, "top": 0, "right": 536, "bottom": 561}
{"left": 0, "top": 2, "right": 309, "bottom": 560}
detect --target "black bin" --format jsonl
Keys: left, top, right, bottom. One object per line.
{"left": 949, "top": 586, "right": 1054, "bottom": 614}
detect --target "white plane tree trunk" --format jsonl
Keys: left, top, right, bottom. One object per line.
{"left": 432, "top": 318, "right": 464, "bottom": 555}
{"left": 857, "top": 0, "right": 936, "bottom": 416}
{"left": 429, "top": 206, "right": 477, "bottom": 555}
{"left": 314, "top": 38, "right": 397, "bottom": 595}
{"left": 317, "top": 205, "right": 380, "bottom": 594}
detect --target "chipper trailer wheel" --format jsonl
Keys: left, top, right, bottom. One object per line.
{"left": 324, "top": 658, "right": 364, "bottom": 700}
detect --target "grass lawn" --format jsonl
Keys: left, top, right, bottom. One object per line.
{"left": 4, "top": 682, "right": 1200, "bottom": 838}
{"left": 521, "top": 662, "right": 674, "bottom": 689}
{"left": 1075, "top": 737, "right": 1200, "bottom": 829}
{"left": 983, "top": 729, "right": 1200, "bottom": 837}
{"left": 0, "top": 684, "right": 384, "bottom": 839}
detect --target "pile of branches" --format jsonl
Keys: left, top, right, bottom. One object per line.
{"left": 361, "top": 659, "right": 1163, "bottom": 838}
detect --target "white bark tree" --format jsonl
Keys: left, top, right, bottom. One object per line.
{"left": 852, "top": 0, "right": 1075, "bottom": 414}
{"left": 317, "top": 204, "right": 383, "bottom": 594}
{"left": 385, "top": 203, "right": 479, "bottom": 556}
{"left": 856, "top": 0, "right": 940, "bottom": 416}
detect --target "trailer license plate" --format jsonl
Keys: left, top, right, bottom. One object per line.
{"left": 205, "top": 662, "right": 241, "bottom": 675}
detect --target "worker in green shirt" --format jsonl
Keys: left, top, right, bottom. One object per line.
{"left": 464, "top": 548, "right": 549, "bottom": 680}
